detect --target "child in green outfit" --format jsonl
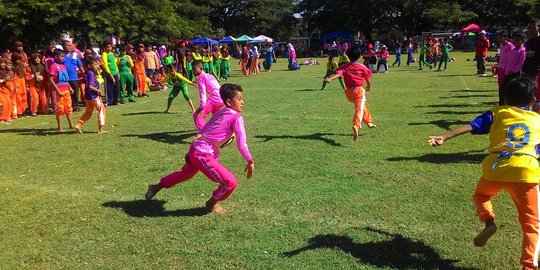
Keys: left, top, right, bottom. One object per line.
{"left": 321, "top": 56, "right": 345, "bottom": 90}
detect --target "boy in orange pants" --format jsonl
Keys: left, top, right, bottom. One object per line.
{"left": 75, "top": 58, "right": 107, "bottom": 134}
{"left": 428, "top": 77, "right": 540, "bottom": 270}
{"left": 49, "top": 49, "right": 75, "bottom": 132}
{"left": 324, "top": 45, "right": 376, "bottom": 141}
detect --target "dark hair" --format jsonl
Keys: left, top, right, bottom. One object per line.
{"left": 54, "top": 49, "right": 64, "bottom": 56}
{"left": 85, "top": 56, "right": 97, "bottom": 65}
{"left": 513, "top": 32, "right": 525, "bottom": 41}
{"left": 192, "top": 60, "right": 203, "bottom": 68}
{"left": 505, "top": 77, "right": 537, "bottom": 106}
{"left": 220, "top": 83, "right": 243, "bottom": 103}
{"left": 328, "top": 56, "right": 334, "bottom": 61}
{"left": 346, "top": 45, "right": 361, "bottom": 62}
{"left": 30, "top": 52, "right": 41, "bottom": 61}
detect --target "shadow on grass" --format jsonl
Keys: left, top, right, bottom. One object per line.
{"left": 441, "top": 94, "right": 494, "bottom": 99}
{"left": 414, "top": 102, "right": 495, "bottom": 109}
{"left": 409, "top": 119, "right": 470, "bottom": 130}
{"left": 430, "top": 74, "right": 478, "bottom": 78}
{"left": 121, "top": 130, "right": 197, "bottom": 144}
{"left": 122, "top": 111, "right": 167, "bottom": 116}
{"left": 255, "top": 132, "right": 356, "bottom": 147}
{"left": 450, "top": 89, "right": 496, "bottom": 93}
{"left": 386, "top": 150, "right": 485, "bottom": 164}
{"left": 282, "top": 227, "right": 476, "bottom": 270}
{"left": 425, "top": 110, "right": 486, "bottom": 115}
{"left": 0, "top": 127, "right": 76, "bottom": 136}
{"left": 295, "top": 88, "right": 321, "bottom": 92}
{"left": 102, "top": 200, "right": 211, "bottom": 217}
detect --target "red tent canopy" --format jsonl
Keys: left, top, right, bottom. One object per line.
{"left": 461, "top": 23, "right": 483, "bottom": 36}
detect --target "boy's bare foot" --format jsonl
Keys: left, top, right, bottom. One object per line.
{"left": 352, "top": 126, "right": 359, "bottom": 141}
{"left": 69, "top": 125, "right": 75, "bottom": 129}
{"left": 57, "top": 128, "right": 64, "bottom": 133}
{"left": 145, "top": 184, "right": 161, "bottom": 200}
{"left": 474, "top": 221, "right": 497, "bottom": 247}
{"left": 75, "top": 124, "right": 83, "bottom": 134}
{"left": 98, "top": 130, "right": 108, "bottom": 134}
{"left": 367, "top": 122, "right": 377, "bottom": 128}
{"left": 206, "top": 198, "right": 226, "bottom": 214}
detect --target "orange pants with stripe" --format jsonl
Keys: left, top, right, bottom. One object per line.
{"left": 473, "top": 177, "right": 540, "bottom": 270}
{"left": 77, "top": 98, "right": 106, "bottom": 127}
{"left": 14, "top": 76, "right": 27, "bottom": 115}
{"left": 344, "top": 87, "right": 373, "bottom": 129}
{"left": 55, "top": 91, "right": 73, "bottom": 117}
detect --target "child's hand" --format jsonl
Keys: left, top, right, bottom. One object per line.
{"left": 428, "top": 136, "right": 445, "bottom": 147}
{"left": 324, "top": 77, "right": 331, "bottom": 82}
{"left": 244, "top": 162, "right": 254, "bottom": 179}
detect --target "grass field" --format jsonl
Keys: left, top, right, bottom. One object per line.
{"left": 0, "top": 52, "right": 524, "bottom": 269}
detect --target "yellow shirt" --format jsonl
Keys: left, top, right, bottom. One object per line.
{"left": 474, "top": 106, "right": 540, "bottom": 183}
{"left": 160, "top": 72, "right": 193, "bottom": 86}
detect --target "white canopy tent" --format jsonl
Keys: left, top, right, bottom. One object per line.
{"left": 253, "top": 35, "right": 273, "bottom": 43}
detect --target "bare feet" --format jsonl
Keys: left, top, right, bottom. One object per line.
{"left": 98, "top": 130, "right": 109, "bottom": 134}
{"left": 367, "top": 122, "right": 377, "bottom": 128}
{"left": 57, "top": 128, "right": 64, "bottom": 133}
{"left": 206, "top": 198, "right": 226, "bottom": 214}
{"left": 352, "top": 126, "right": 359, "bottom": 142}
{"left": 145, "top": 184, "right": 161, "bottom": 200}
{"left": 75, "top": 124, "right": 83, "bottom": 134}
{"left": 474, "top": 221, "right": 497, "bottom": 247}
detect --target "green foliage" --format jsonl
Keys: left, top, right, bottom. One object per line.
{"left": 0, "top": 0, "right": 212, "bottom": 49}
{"left": 426, "top": 3, "right": 477, "bottom": 30}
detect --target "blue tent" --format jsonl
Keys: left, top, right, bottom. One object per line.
{"left": 219, "top": 36, "right": 236, "bottom": 43}
{"left": 249, "top": 40, "right": 262, "bottom": 44}
{"left": 190, "top": 37, "right": 219, "bottom": 46}
{"left": 322, "top": 31, "right": 354, "bottom": 41}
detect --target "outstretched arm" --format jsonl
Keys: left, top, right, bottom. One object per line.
{"left": 428, "top": 124, "right": 473, "bottom": 147}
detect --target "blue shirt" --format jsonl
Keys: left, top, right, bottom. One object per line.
{"left": 64, "top": 51, "right": 83, "bottom": 82}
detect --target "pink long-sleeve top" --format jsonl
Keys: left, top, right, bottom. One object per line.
{"left": 498, "top": 41, "right": 515, "bottom": 72}
{"left": 194, "top": 107, "right": 253, "bottom": 163}
{"left": 505, "top": 45, "right": 526, "bottom": 76}
{"left": 197, "top": 71, "right": 221, "bottom": 107}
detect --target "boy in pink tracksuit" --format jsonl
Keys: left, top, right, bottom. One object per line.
{"left": 192, "top": 60, "right": 223, "bottom": 131}
{"left": 146, "top": 83, "right": 255, "bottom": 213}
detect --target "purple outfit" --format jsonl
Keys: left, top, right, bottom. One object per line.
{"left": 193, "top": 71, "right": 223, "bottom": 130}
{"left": 160, "top": 107, "right": 253, "bottom": 202}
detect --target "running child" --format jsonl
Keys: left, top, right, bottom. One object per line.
{"left": 324, "top": 45, "right": 376, "bottom": 141}
{"left": 321, "top": 56, "right": 345, "bottom": 90}
{"left": 428, "top": 77, "right": 540, "bottom": 270}
{"left": 436, "top": 39, "right": 453, "bottom": 72}
{"left": 192, "top": 60, "right": 223, "bottom": 131}
{"left": 75, "top": 57, "right": 107, "bottom": 134}
{"left": 162, "top": 65, "right": 197, "bottom": 113}
{"left": 146, "top": 83, "right": 255, "bottom": 214}
{"left": 392, "top": 42, "right": 402, "bottom": 67}
{"left": 49, "top": 49, "right": 75, "bottom": 132}
{"left": 418, "top": 43, "right": 432, "bottom": 70}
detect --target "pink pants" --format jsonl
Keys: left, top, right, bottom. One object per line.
{"left": 193, "top": 100, "right": 223, "bottom": 131}
{"left": 159, "top": 145, "right": 238, "bottom": 202}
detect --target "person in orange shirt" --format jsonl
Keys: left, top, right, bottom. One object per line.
{"left": 5, "top": 60, "right": 18, "bottom": 120}
{"left": 11, "top": 52, "right": 28, "bottom": 117}
{"left": 324, "top": 45, "right": 376, "bottom": 141}
{"left": 0, "top": 58, "right": 13, "bottom": 123}
{"left": 49, "top": 49, "right": 75, "bottom": 132}
{"left": 133, "top": 44, "right": 148, "bottom": 97}
{"left": 431, "top": 38, "right": 440, "bottom": 71}
{"left": 28, "top": 53, "right": 48, "bottom": 115}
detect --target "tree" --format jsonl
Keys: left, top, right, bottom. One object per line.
{"left": 197, "top": 0, "right": 297, "bottom": 39}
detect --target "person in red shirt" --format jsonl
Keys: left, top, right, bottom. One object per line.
{"left": 376, "top": 45, "right": 389, "bottom": 73}
{"left": 476, "top": 30, "right": 491, "bottom": 76}
{"left": 324, "top": 45, "right": 376, "bottom": 141}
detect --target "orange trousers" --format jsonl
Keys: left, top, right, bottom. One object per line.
{"left": 344, "top": 87, "right": 373, "bottom": 129}
{"left": 14, "top": 76, "right": 27, "bottom": 115}
{"left": 249, "top": 57, "right": 260, "bottom": 75}
{"left": 55, "top": 91, "right": 73, "bottom": 117}
{"left": 135, "top": 72, "right": 146, "bottom": 94}
{"left": 241, "top": 60, "right": 248, "bottom": 76}
{"left": 0, "top": 90, "right": 11, "bottom": 121}
{"left": 27, "top": 83, "right": 47, "bottom": 114}
{"left": 473, "top": 177, "right": 540, "bottom": 270}
{"left": 77, "top": 97, "right": 106, "bottom": 127}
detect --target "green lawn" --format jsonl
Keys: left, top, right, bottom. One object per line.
{"left": 0, "top": 53, "right": 522, "bottom": 269}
